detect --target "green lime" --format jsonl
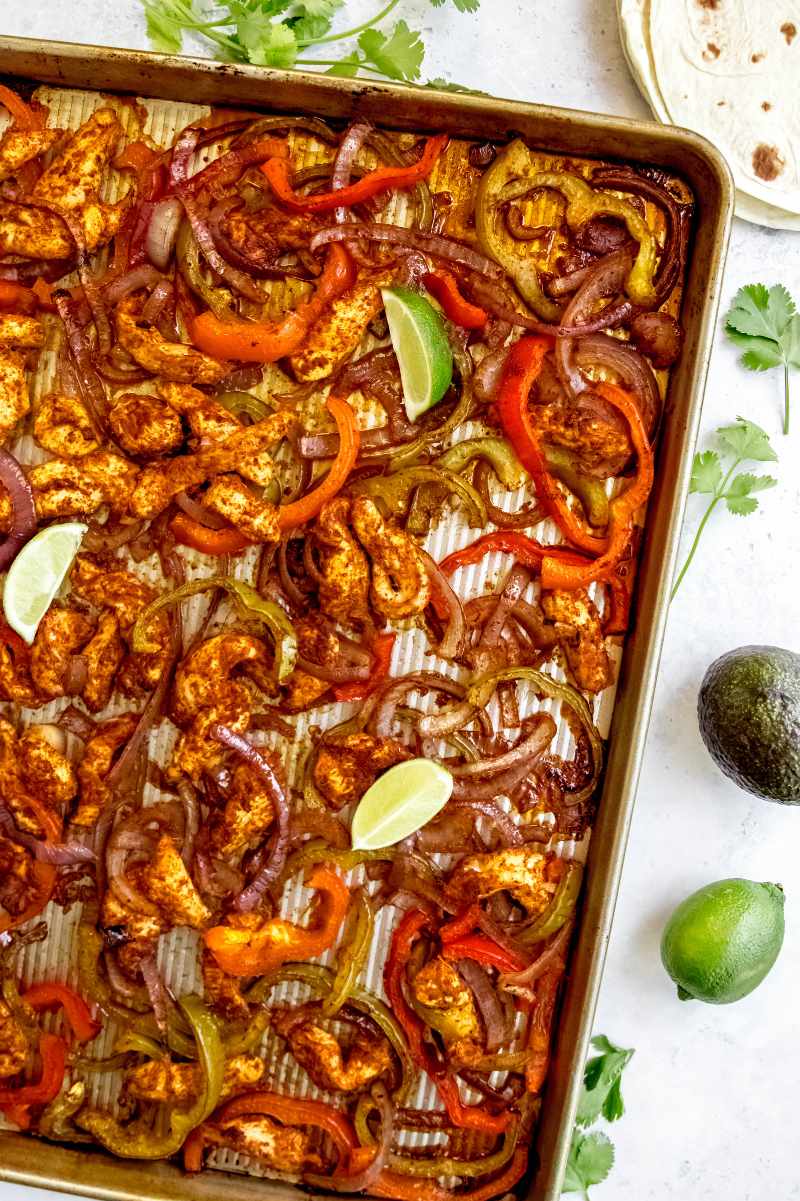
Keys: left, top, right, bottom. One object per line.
{"left": 3, "top": 521, "right": 87, "bottom": 644}
{"left": 381, "top": 285, "right": 454, "bottom": 422}
{"left": 350, "top": 758, "right": 453, "bottom": 851}
{"left": 660, "top": 877, "right": 785, "bottom": 1005}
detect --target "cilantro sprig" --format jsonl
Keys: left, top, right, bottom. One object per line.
{"left": 725, "top": 284, "right": 800, "bottom": 435}
{"left": 563, "top": 1035, "right": 634, "bottom": 1199}
{"left": 141, "top": 0, "right": 479, "bottom": 87}
{"left": 670, "top": 417, "right": 777, "bottom": 601}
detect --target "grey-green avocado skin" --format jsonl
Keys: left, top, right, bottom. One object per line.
{"left": 698, "top": 645, "right": 800, "bottom": 804}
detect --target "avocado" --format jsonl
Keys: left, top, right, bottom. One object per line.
{"left": 698, "top": 645, "right": 800, "bottom": 804}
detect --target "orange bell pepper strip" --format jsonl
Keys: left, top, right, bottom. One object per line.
{"left": 184, "top": 1088, "right": 356, "bottom": 1173}
{"left": 31, "top": 278, "right": 56, "bottom": 311}
{"left": 540, "top": 381, "right": 653, "bottom": 591}
{"left": 496, "top": 336, "right": 607, "bottom": 555}
{"left": 170, "top": 394, "right": 360, "bottom": 554}
{"left": 439, "top": 903, "right": 483, "bottom": 943}
{"left": 332, "top": 630, "right": 395, "bottom": 703}
{"left": 260, "top": 135, "right": 448, "bottom": 213}
{"left": 204, "top": 865, "right": 350, "bottom": 978}
{"left": 24, "top": 982, "right": 101, "bottom": 1044}
{"left": 0, "top": 84, "right": 43, "bottom": 130}
{"left": 0, "top": 1033, "right": 67, "bottom": 1129}
{"left": 439, "top": 529, "right": 589, "bottom": 577}
{"left": 189, "top": 243, "right": 355, "bottom": 363}
{"left": 423, "top": 270, "right": 487, "bottom": 329}
{"left": 276, "top": 394, "right": 360, "bottom": 530}
{"left": 0, "top": 281, "right": 37, "bottom": 315}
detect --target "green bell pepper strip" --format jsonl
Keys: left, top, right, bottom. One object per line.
{"left": 543, "top": 445, "right": 610, "bottom": 528}
{"left": 466, "top": 666, "right": 603, "bottom": 805}
{"left": 321, "top": 889, "right": 374, "bottom": 1018}
{"left": 131, "top": 575, "right": 298, "bottom": 683}
{"left": 114, "top": 1031, "right": 164, "bottom": 1059}
{"left": 352, "top": 465, "right": 486, "bottom": 528}
{"left": 216, "top": 390, "right": 273, "bottom": 422}
{"left": 517, "top": 860, "right": 584, "bottom": 945}
{"left": 76, "top": 995, "right": 224, "bottom": 1158}
{"left": 221, "top": 1007, "right": 271, "bottom": 1056}
{"left": 176, "top": 220, "right": 236, "bottom": 320}
{"left": 498, "top": 158, "right": 659, "bottom": 308}
{"left": 387, "top": 1119, "right": 520, "bottom": 1179}
{"left": 245, "top": 963, "right": 415, "bottom": 1103}
{"left": 475, "top": 140, "right": 561, "bottom": 322}
{"left": 437, "top": 436, "right": 528, "bottom": 490}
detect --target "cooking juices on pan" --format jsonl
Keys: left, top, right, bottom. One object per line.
{"left": 0, "top": 83, "right": 690, "bottom": 1198}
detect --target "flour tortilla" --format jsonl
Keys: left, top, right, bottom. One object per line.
{"left": 648, "top": 0, "right": 800, "bottom": 213}
{"left": 618, "top": 0, "right": 800, "bottom": 229}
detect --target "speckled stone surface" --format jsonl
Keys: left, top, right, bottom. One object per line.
{"left": 1, "top": 3, "right": 799, "bottom": 1198}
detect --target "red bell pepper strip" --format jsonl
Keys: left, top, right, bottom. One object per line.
{"left": 24, "top": 982, "right": 101, "bottom": 1044}
{"left": 189, "top": 243, "right": 355, "bottom": 363}
{"left": 540, "top": 381, "right": 653, "bottom": 591}
{"left": 184, "top": 1089, "right": 356, "bottom": 1173}
{"left": 469, "top": 1148, "right": 529, "bottom": 1201}
{"left": 260, "top": 135, "right": 448, "bottom": 214}
{"left": 31, "top": 278, "right": 56, "bottom": 311}
{"left": 0, "top": 777, "right": 62, "bottom": 935}
{"left": 333, "top": 631, "right": 395, "bottom": 703}
{"left": 0, "top": 84, "right": 43, "bottom": 130}
{"left": 497, "top": 336, "right": 607, "bottom": 555}
{"left": 204, "top": 865, "right": 350, "bottom": 977}
{"left": 0, "top": 1033, "right": 67, "bottom": 1129}
{"left": 439, "top": 903, "right": 483, "bottom": 943}
{"left": 423, "top": 270, "right": 487, "bottom": 329}
{"left": 384, "top": 910, "right": 511, "bottom": 1136}
{"left": 440, "top": 933, "right": 527, "bottom": 974}
{"left": 439, "top": 529, "right": 588, "bottom": 577}
{"left": 0, "top": 282, "right": 37, "bottom": 315}
{"left": 171, "top": 394, "right": 360, "bottom": 555}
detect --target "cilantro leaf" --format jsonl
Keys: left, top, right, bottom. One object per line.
{"left": 324, "top": 51, "right": 361, "bottom": 77}
{"left": 290, "top": 13, "right": 333, "bottom": 41}
{"left": 300, "top": 0, "right": 343, "bottom": 14}
{"left": 228, "top": 1, "right": 298, "bottom": 68}
{"left": 602, "top": 1076, "right": 625, "bottom": 1123}
{"left": 725, "top": 282, "right": 800, "bottom": 433}
{"left": 563, "top": 1131, "right": 615, "bottom": 1195}
{"left": 690, "top": 449, "right": 723, "bottom": 495}
{"left": 143, "top": 0, "right": 194, "bottom": 53}
{"left": 358, "top": 20, "right": 425, "bottom": 81}
{"left": 717, "top": 418, "right": 777, "bottom": 463}
{"left": 575, "top": 1036, "right": 634, "bottom": 1127}
{"left": 672, "top": 419, "right": 779, "bottom": 599}
{"left": 430, "top": 0, "right": 481, "bottom": 8}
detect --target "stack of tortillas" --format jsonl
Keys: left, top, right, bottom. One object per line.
{"left": 618, "top": 0, "right": 800, "bottom": 230}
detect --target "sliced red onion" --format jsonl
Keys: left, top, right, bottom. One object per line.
{"left": 169, "top": 127, "right": 199, "bottom": 188}
{"left": 310, "top": 222, "right": 503, "bottom": 278}
{"left": 140, "top": 278, "right": 174, "bottom": 325}
{"left": 332, "top": 119, "right": 372, "bottom": 223}
{"left": 0, "top": 449, "right": 37, "bottom": 570}
{"left": 210, "top": 725, "right": 290, "bottom": 912}
{"left": 57, "top": 704, "right": 96, "bottom": 743}
{"left": 57, "top": 209, "right": 113, "bottom": 356}
{"left": 83, "top": 518, "right": 147, "bottom": 553}
{"left": 106, "top": 623, "right": 178, "bottom": 793}
{"left": 145, "top": 197, "right": 183, "bottom": 270}
{"left": 474, "top": 344, "right": 511, "bottom": 403}
{"left": 320, "top": 1083, "right": 393, "bottom": 1192}
{"left": 456, "top": 958, "right": 509, "bottom": 1052}
{"left": 420, "top": 550, "right": 466, "bottom": 661}
{"left": 64, "top": 654, "right": 89, "bottom": 696}
{"left": 479, "top": 564, "right": 531, "bottom": 651}
{"left": 53, "top": 291, "right": 108, "bottom": 432}
{"left": 179, "top": 190, "right": 264, "bottom": 303}
{"left": 573, "top": 333, "right": 661, "bottom": 437}
{"left": 468, "top": 270, "right": 631, "bottom": 339}
{"left": 447, "top": 797, "right": 524, "bottom": 846}
{"left": 177, "top": 779, "right": 200, "bottom": 867}
{"left": 448, "top": 715, "right": 556, "bottom": 779}
{"left": 102, "top": 263, "right": 162, "bottom": 305}
{"left": 194, "top": 849, "right": 244, "bottom": 899}
{"left": 295, "top": 655, "right": 370, "bottom": 684}
{"left": 498, "top": 920, "right": 573, "bottom": 998}
{"left": 175, "top": 490, "right": 228, "bottom": 530}
{"left": 371, "top": 672, "right": 465, "bottom": 739}
{"left": 554, "top": 248, "right": 634, "bottom": 398}
{"left": 140, "top": 953, "right": 170, "bottom": 1035}
{"left": 0, "top": 805, "right": 95, "bottom": 864}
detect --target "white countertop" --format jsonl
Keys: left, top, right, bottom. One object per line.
{"left": 2, "top": 2, "right": 799, "bottom": 1199}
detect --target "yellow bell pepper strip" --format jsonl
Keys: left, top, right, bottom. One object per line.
{"left": 475, "top": 140, "right": 562, "bottom": 322}
{"left": 131, "top": 575, "right": 298, "bottom": 683}
{"left": 496, "top": 336, "right": 607, "bottom": 554}
{"left": 0, "top": 1033, "right": 67, "bottom": 1130}
{"left": 260, "top": 135, "right": 448, "bottom": 213}
{"left": 540, "top": 380, "right": 653, "bottom": 590}
{"left": 76, "top": 996, "right": 223, "bottom": 1157}
{"left": 353, "top": 465, "right": 486, "bottom": 527}
{"left": 204, "top": 864, "right": 350, "bottom": 978}
{"left": 188, "top": 243, "right": 355, "bottom": 363}
{"left": 319, "top": 889, "right": 374, "bottom": 1017}
{"left": 276, "top": 394, "right": 360, "bottom": 530}
{"left": 501, "top": 167, "right": 659, "bottom": 308}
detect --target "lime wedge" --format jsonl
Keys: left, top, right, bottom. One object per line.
{"left": 381, "top": 285, "right": 454, "bottom": 422}
{"left": 351, "top": 758, "right": 454, "bottom": 851}
{"left": 3, "top": 522, "right": 87, "bottom": 644}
